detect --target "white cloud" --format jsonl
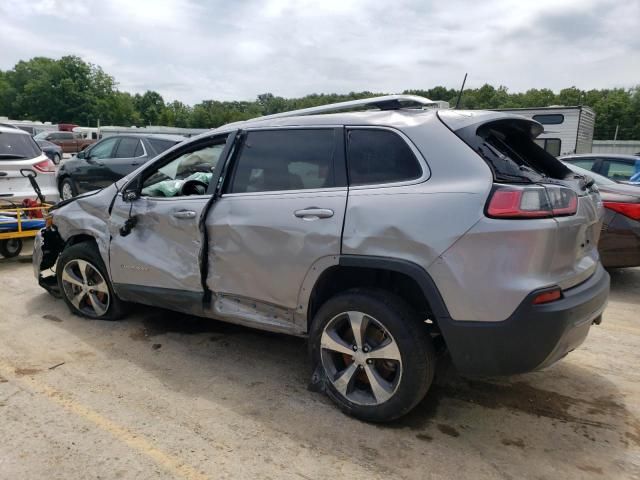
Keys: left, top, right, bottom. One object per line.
{"left": 0, "top": 0, "right": 638, "bottom": 104}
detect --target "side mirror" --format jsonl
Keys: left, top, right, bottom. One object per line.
{"left": 123, "top": 176, "right": 141, "bottom": 201}
{"left": 124, "top": 191, "right": 139, "bottom": 202}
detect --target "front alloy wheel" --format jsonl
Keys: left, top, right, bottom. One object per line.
{"left": 61, "top": 259, "right": 110, "bottom": 317}
{"left": 56, "top": 242, "right": 126, "bottom": 320}
{"left": 60, "top": 179, "right": 75, "bottom": 201}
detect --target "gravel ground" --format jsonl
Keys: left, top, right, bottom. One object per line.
{"left": 0, "top": 246, "right": 639, "bottom": 479}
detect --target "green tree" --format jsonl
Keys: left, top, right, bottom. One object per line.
{"left": 134, "top": 90, "right": 165, "bottom": 126}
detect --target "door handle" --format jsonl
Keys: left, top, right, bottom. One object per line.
{"left": 130, "top": 162, "right": 140, "bottom": 166}
{"left": 294, "top": 208, "right": 334, "bottom": 219}
{"left": 173, "top": 210, "right": 197, "bottom": 219}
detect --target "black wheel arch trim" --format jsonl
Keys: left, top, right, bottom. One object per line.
{"left": 337, "top": 255, "right": 452, "bottom": 321}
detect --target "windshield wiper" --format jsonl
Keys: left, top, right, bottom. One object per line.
{"left": 0, "top": 154, "right": 28, "bottom": 159}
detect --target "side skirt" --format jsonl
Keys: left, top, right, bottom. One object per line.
{"left": 113, "top": 283, "right": 304, "bottom": 336}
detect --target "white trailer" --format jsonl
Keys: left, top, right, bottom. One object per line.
{"left": 493, "top": 106, "right": 596, "bottom": 156}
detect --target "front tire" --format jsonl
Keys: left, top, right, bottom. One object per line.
{"left": 60, "top": 178, "right": 76, "bottom": 201}
{"left": 57, "top": 242, "right": 125, "bottom": 320}
{"left": 309, "top": 289, "right": 435, "bottom": 422}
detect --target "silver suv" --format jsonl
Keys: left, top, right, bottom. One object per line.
{"left": 33, "top": 95, "right": 610, "bottom": 422}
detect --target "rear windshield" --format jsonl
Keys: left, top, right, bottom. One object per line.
{"left": 0, "top": 132, "right": 41, "bottom": 160}
{"left": 454, "top": 119, "right": 571, "bottom": 183}
{"left": 148, "top": 138, "right": 180, "bottom": 153}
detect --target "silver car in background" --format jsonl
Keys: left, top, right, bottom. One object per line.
{"left": 32, "top": 95, "right": 609, "bottom": 422}
{"left": 0, "top": 125, "right": 59, "bottom": 204}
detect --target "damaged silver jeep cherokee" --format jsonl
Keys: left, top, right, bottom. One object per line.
{"left": 34, "top": 95, "right": 610, "bottom": 422}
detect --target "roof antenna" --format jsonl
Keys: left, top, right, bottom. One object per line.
{"left": 455, "top": 73, "right": 468, "bottom": 109}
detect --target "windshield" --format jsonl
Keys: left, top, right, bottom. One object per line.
{"left": 563, "top": 162, "right": 616, "bottom": 186}
{"left": 0, "top": 131, "right": 42, "bottom": 159}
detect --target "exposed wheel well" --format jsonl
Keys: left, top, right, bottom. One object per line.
{"left": 66, "top": 234, "right": 96, "bottom": 247}
{"left": 307, "top": 265, "right": 437, "bottom": 333}
{"left": 57, "top": 174, "right": 69, "bottom": 189}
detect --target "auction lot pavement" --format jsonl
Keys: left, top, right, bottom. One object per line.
{"left": 1, "top": 249, "right": 639, "bottom": 480}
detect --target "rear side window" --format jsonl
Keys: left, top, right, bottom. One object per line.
{"left": 230, "top": 129, "right": 336, "bottom": 193}
{"left": 149, "top": 138, "right": 180, "bottom": 153}
{"left": 532, "top": 114, "right": 564, "bottom": 125}
{"left": 0, "top": 132, "right": 41, "bottom": 159}
{"left": 114, "top": 138, "right": 141, "bottom": 158}
{"left": 58, "top": 132, "right": 74, "bottom": 140}
{"left": 347, "top": 129, "right": 422, "bottom": 185}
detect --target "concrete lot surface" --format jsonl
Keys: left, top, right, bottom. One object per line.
{"left": 0, "top": 250, "right": 639, "bottom": 479}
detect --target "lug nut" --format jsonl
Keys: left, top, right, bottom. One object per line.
{"left": 366, "top": 359, "right": 373, "bottom": 365}
{"left": 352, "top": 345, "right": 358, "bottom": 351}
{"left": 363, "top": 346, "right": 369, "bottom": 353}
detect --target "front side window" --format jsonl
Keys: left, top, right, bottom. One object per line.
{"left": 141, "top": 143, "right": 225, "bottom": 197}
{"left": 229, "top": 129, "right": 336, "bottom": 193}
{"left": 88, "top": 138, "right": 118, "bottom": 160}
{"left": 347, "top": 129, "right": 422, "bottom": 186}
{"left": 565, "top": 157, "right": 597, "bottom": 171}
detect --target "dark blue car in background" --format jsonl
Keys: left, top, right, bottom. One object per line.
{"left": 36, "top": 139, "right": 63, "bottom": 165}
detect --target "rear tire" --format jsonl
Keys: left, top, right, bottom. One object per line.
{"left": 52, "top": 153, "right": 61, "bottom": 165}
{"left": 309, "top": 289, "right": 435, "bottom": 422}
{"left": 60, "top": 178, "right": 76, "bottom": 201}
{"left": 0, "top": 239, "right": 23, "bottom": 258}
{"left": 57, "top": 242, "right": 125, "bottom": 320}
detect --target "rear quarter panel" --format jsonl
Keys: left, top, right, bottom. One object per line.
{"left": 342, "top": 114, "right": 493, "bottom": 281}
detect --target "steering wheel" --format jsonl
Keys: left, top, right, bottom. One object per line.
{"left": 179, "top": 179, "right": 208, "bottom": 196}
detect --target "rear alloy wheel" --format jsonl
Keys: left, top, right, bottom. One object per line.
{"left": 310, "top": 289, "right": 435, "bottom": 422}
{"left": 0, "top": 239, "right": 23, "bottom": 258}
{"left": 57, "top": 242, "right": 125, "bottom": 320}
{"left": 321, "top": 311, "right": 403, "bottom": 405}
{"left": 60, "top": 178, "right": 76, "bottom": 201}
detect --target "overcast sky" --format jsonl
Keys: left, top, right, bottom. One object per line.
{"left": 0, "top": 0, "right": 638, "bottom": 105}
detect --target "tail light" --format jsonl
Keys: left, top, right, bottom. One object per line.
{"left": 33, "top": 159, "right": 56, "bottom": 173}
{"left": 603, "top": 201, "right": 640, "bottom": 221}
{"left": 486, "top": 184, "right": 578, "bottom": 219}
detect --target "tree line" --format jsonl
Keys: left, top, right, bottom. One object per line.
{"left": 1, "top": 56, "right": 638, "bottom": 140}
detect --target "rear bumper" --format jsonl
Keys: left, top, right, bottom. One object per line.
{"left": 438, "top": 263, "right": 610, "bottom": 375}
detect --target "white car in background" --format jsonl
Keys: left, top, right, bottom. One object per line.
{"left": 0, "top": 125, "right": 59, "bottom": 204}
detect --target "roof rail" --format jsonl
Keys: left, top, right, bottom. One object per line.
{"left": 245, "top": 94, "right": 447, "bottom": 123}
